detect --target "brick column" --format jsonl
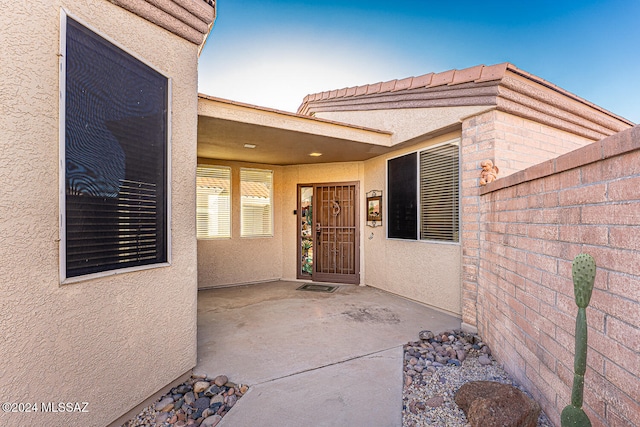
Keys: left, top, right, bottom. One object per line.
{"left": 460, "top": 110, "right": 498, "bottom": 330}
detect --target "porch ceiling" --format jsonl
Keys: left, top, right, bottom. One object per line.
{"left": 197, "top": 94, "right": 394, "bottom": 165}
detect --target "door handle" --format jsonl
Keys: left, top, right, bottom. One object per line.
{"left": 316, "top": 223, "right": 322, "bottom": 234}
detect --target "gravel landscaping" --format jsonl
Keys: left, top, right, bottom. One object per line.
{"left": 402, "top": 329, "right": 554, "bottom": 426}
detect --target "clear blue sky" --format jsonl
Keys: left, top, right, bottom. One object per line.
{"left": 199, "top": 0, "right": 639, "bottom": 123}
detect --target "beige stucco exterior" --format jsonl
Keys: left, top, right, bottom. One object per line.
{"left": 314, "top": 106, "right": 490, "bottom": 146}
{"left": 362, "top": 131, "right": 463, "bottom": 316}
{"left": 0, "top": 2, "right": 205, "bottom": 426}
{"left": 197, "top": 159, "right": 285, "bottom": 288}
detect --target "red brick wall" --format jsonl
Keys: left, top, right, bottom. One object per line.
{"left": 461, "top": 110, "right": 595, "bottom": 328}
{"left": 476, "top": 126, "right": 640, "bottom": 426}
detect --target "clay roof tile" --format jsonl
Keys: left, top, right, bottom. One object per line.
{"left": 427, "top": 69, "right": 456, "bottom": 87}
{"left": 355, "top": 85, "right": 368, "bottom": 96}
{"left": 410, "top": 73, "right": 434, "bottom": 89}
{"left": 345, "top": 86, "right": 357, "bottom": 97}
{"left": 380, "top": 80, "right": 396, "bottom": 93}
{"left": 367, "top": 82, "right": 382, "bottom": 94}
{"left": 450, "top": 65, "right": 484, "bottom": 85}
{"left": 392, "top": 77, "right": 414, "bottom": 92}
{"left": 476, "top": 62, "right": 510, "bottom": 82}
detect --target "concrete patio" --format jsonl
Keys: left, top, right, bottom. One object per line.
{"left": 195, "top": 280, "right": 461, "bottom": 426}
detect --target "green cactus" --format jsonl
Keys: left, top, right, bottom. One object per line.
{"left": 561, "top": 253, "right": 596, "bottom": 427}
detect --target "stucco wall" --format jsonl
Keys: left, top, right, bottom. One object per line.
{"left": 476, "top": 126, "right": 640, "bottom": 426}
{"left": 197, "top": 160, "right": 284, "bottom": 288}
{"left": 363, "top": 131, "right": 463, "bottom": 316}
{"left": 0, "top": 2, "right": 199, "bottom": 426}
{"left": 316, "top": 106, "right": 491, "bottom": 146}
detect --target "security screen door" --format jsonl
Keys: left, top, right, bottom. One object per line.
{"left": 313, "top": 182, "right": 360, "bottom": 284}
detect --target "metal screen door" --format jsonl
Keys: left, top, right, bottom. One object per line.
{"left": 313, "top": 182, "right": 360, "bottom": 284}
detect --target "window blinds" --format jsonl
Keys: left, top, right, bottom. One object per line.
{"left": 240, "top": 168, "right": 273, "bottom": 237}
{"left": 419, "top": 142, "right": 460, "bottom": 242}
{"left": 196, "top": 166, "right": 231, "bottom": 238}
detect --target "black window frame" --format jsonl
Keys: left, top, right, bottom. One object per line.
{"left": 60, "top": 12, "right": 170, "bottom": 281}
{"left": 386, "top": 139, "right": 460, "bottom": 243}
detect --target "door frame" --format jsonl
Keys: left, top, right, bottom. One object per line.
{"left": 296, "top": 181, "right": 361, "bottom": 285}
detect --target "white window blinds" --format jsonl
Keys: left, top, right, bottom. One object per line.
{"left": 197, "top": 166, "right": 231, "bottom": 238}
{"left": 241, "top": 168, "right": 273, "bottom": 238}
{"left": 419, "top": 141, "right": 460, "bottom": 242}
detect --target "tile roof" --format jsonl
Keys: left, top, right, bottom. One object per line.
{"left": 300, "top": 63, "right": 510, "bottom": 105}
{"left": 296, "top": 63, "right": 635, "bottom": 139}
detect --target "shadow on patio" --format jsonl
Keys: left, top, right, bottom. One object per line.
{"left": 195, "top": 280, "right": 460, "bottom": 426}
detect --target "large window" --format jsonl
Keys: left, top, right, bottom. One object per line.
{"left": 61, "top": 14, "right": 169, "bottom": 279}
{"left": 387, "top": 140, "right": 459, "bottom": 242}
{"left": 196, "top": 166, "right": 231, "bottom": 238}
{"left": 241, "top": 168, "right": 273, "bottom": 237}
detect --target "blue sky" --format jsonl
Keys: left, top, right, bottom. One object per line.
{"left": 199, "top": 0, "right": 639, "bottom": 123}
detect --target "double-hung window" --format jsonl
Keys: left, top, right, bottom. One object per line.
{"left": 61, "top": 13, "right": 169, "bottom": 280}
{"left": 196, "top": 166, "right": 231, "bottom": 238}
{"left": 240, "top": 168, "right": 273, "bottom": 238}
{"left": 387, "top": 140, "right": 460, "bottom": 242}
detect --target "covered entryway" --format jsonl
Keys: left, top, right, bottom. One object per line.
{"left": 197, "top": 95, "right": 393, "bottom": 289}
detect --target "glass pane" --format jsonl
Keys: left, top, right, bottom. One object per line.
{"left": 64, "top": 17, "right": 168, "bottom": 278}
{"left": 300, "top": 186, "right": 313, "bottom": 276}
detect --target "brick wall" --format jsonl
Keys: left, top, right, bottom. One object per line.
{"left": 461, "top": 110, "right": 595, "bottom": 328}
{"left": 476, "top": 126, "right": 640, "bottom": 426}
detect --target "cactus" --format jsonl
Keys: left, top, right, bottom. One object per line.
{"left": 561, "top": 253, "right": 596, "bottom": 427}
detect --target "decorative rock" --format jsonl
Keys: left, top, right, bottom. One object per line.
{"left": 154, "top": 396, "right": 174, "bottom": 412}
{"left": 454, "top": 381, "right": 541, "bottom": 427}
{"left": 214, "top": 375, "right": 228, "bottom": 387}
{"left": 239, "top": 385, "right": 249, "bottom": 394}
{"left": 478, "top": 355, "right": 492, "bottom": 366}
{"left": 405, "top": 375, "right": 413, "bottom": 386}
{"left": 447, "top": 359, "right": 461, "bottom": 366}
{"left": 418, "top": 330, "right": 434, "bottom": 340}
{"left": 226, "top": 394, "right": 238, "bottom": 408}
{"left": 184, "top": 391, "right": 196, "bottom": 406}
{"left": 194, "top": 381, "right": 210, "bottom": 393}
{"left": 177, "top": 384, "right": 192, "bottom": 394}
{"left": 456, "top": 349, "right": 467, "bottom": 362}
{"left": 174, "top": 397, "right": 184, "bottom": 411}
{"left": 425, "top": 396, "right": 445, "bottom": 407}
{"left": 201, "top": 408, "right": 214, "bottom": 418}
{"left": 204, "top": 385, "right": 223, "bottom": 397}
{"left": 201, "top": 414, "right": 222, "bottom": 427}
{"left": 194, "top": 396, "right": 211, "bottom": 411}
{"left": 210, "top": 394, "right": 225, "bottom": 405}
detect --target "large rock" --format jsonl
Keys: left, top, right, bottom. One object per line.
{"left": 455, "top": 381, "right": 541, "bottom": 427}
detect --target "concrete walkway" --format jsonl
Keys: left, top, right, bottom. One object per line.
{"left": 195, "top": 281, "right": 460, "bottom": 427}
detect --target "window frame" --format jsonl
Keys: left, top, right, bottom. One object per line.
{"left": 240, "top": 168, "right": 274, "bottom": 238}
{"left": 385, "top": 138, "right": 461, "bottom": 244}
{"left": 196, "top": 165, "right": 232, "bottom": 239}
{"left": 59, "top": 10, "right": 172, "bottom": 283}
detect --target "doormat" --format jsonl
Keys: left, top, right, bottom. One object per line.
{"left": 296, "top": 284, "right": 339, "bottom": 293}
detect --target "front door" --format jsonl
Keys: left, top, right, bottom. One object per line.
{"left": 313, "top": 182, "right": 360, "bottom": 284}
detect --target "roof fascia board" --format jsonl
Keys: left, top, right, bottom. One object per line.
{"left": 198, "top": 95, "right": 393, "bottom": 147}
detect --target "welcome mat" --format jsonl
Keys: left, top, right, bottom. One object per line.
{"left": 296, "top": 284, "right": 339, "bottom": 293}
